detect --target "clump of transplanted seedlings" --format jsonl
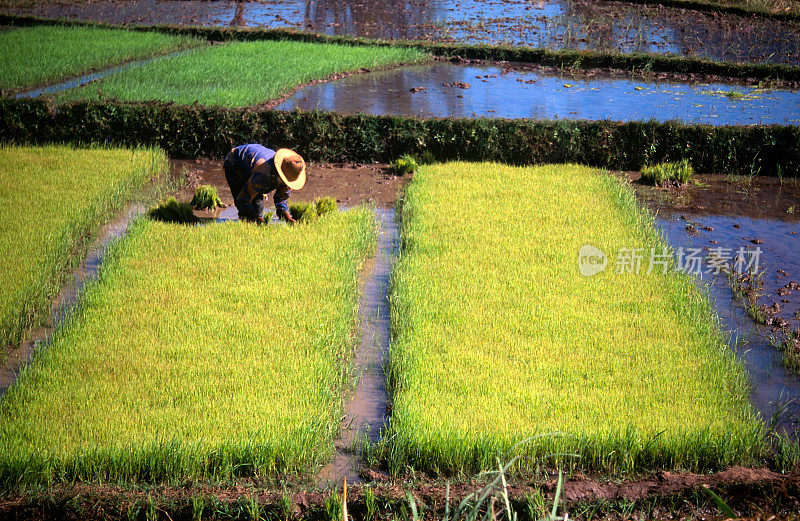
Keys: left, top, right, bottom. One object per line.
{"left": 314, "top": 197, "right": 338, "bottom": 217}
{"left": 641, "top": 159, "right": 694, "bottom": 186}
{"left": 390, "top": 154, "right": 419, "bottom": 176}
{"left": 148, "top": 197, "right": 198, "bottom": 224}
{"left": 290, "top": 202, "right": 318, "bottom": 223}
{"left": 289, "top": 198, "right": 339, "bottom": 223}
{"left": 190, "top": 185, "right": 224, "bottom": 210}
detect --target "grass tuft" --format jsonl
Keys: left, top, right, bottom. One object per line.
{"left": 290, "top": 202, "right": 318, "bottom": 223}
{"left": 390, "top": 154, "right": 419, "bottom": 176}
{"left": 190, "top": 185, "right": 224, "bottom": 210}
{"left": 147, "top": 197, "right": 198, "bottom": 224}
{"left": 641, "top": 159, "right": 694, "bottom": 186}
{"left": 314, "top": 197, "right": 339, "bottom": 217}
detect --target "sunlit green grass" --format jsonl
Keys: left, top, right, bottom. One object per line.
{"left": 55, "top": 40, "right": 429, "bottom": 107}
{"left": 0, "top": 209, "right": 376, "bottom": 486}
{"left": 0, "top": 145, "right": 167, "bottom": 351}
{"left": 0, "top": 26, "right": 201, "bottom": 92}
{"left": 388, "top": 162, "right": 764, "bottom": 475}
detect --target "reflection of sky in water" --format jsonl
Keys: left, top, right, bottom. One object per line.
{"left": 3, "top": 0, "right": 799, "bottom": 64}
{"left": 278, "top": 64, "right": 800, "bottom": 125}
{"left": 654, "top": 214, "right": 800, "bottom": 433}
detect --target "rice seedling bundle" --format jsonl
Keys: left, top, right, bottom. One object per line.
{"left": 148, "top": 197, "right": 198, "bottom": 224}
{"left": 389, "top": 162, "right": 763, "bottom": 475}
{"left": 190, "top": 185, "right": 224, "bottom": 210}
{"left": 0, "top": 208, "right": 376, "bottom": 486}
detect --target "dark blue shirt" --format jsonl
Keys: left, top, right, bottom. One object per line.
{"left": 230, "top": 144, "right": 291, "bottom": 217}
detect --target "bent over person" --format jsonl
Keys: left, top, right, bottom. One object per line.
{"left": 223, "top": 144, "right": 306, "bottom": 224}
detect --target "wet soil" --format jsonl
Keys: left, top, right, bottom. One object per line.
{"left": 3, "top": 0, "right": 799, "bottom": 65}
{"left": 277, "top": 61, "right": 800, "bottom": 124}
{"left": 171, "top": 158, "right": 410, "bottom": 218}
{"left": 0, "top": 467, "right": 798, "bottom": 520}
{"left": 629, "top": 174, "right": 800, "bottom": 431}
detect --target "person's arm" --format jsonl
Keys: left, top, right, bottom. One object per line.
{"left": 274, "top": 185, "right": 296, "bottom": 224}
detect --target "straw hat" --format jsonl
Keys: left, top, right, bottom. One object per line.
{"left": 274, "top": 148, "right": 306, "bottom": 190}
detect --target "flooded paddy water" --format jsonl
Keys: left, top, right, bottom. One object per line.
{"left": 3, "top": 0, "right": 800, "bottom": 65}
{"left": 278, "top": 62, "right": 800, "bottom": 124}
{"left": 633, "top": 175, "right": 800, "bottom": 433}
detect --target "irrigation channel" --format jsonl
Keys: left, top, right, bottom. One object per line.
{"left": 0, "top": 205, "right": 144, "bottom": 399}
{"left": 319, "top": 208, "right": 397, "bottom": 486}
{"left": 277, "top": 62, "right": 800, "bottom": 124}
{"left": 3, "top": 0, "right": 800, "bottom": 65}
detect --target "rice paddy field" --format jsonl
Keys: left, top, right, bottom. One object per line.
{"left": 53, "top": 40, "right": 429, "bottom": 107}
{"left": 0, "top": 145, "right": 166, "bottom": 351}
{"left": 0, "top": 208, "right": 376, "bottom": 486}
{"left": 388, "top": 162, "right": 766, "bottom": 475}
{"left": 0, "top": 26, "right": 201, "bottom": 92}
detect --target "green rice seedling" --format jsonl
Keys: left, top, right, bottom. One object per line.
{"left": 0, "top": 145, "right": 167, "bottom": 351}
{"left": 390, "top": 154, "right": 419, "bottom": 176}
{"left": 389, "top": 162, "right": 764, "bottom": 475}
{"left": 0, "top": 209, "right": 376, "bottom": 487}
{"left": 147, "top": 197, "right": 199, "bottom": 224}
{"left": 55, "top": 40, "right": 428, "bottom": 107}
{"left": 315, "top": 197, "right": 339, "bottom": 217}
{"left": 0, "top": 26, "right": 200, "bottom": 92}
{"left": 190, "top": 185, "right": 224, "bottom": 210}
{"left": 641, "top": 159, "right": 694, "bottom": 186}
{"left": 290, "top": 202, "right": 318, "bottom": 223}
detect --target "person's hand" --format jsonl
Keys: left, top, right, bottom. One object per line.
{"left": 282, "top": 210, "right": 298, "bottom": 225}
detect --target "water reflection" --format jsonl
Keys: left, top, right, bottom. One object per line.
{"left": 277, "top": 63, "right": 800, "bottom": 125}
{"left": 3, "top": 0, "right": 799, "bottom": 65}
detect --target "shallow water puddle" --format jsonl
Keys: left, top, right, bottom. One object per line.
{"left": 635, "top": 177, "right": 800, "bottom": 433}
{"left": 4, "top": 0, "right": 799, "bottom": 65}
{"left": 277, "top": 63, "right": 800, "bottom": 125}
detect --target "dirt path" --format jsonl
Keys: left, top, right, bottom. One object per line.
{"left": 171, "top": 159, "right": 410, "bottom": 213}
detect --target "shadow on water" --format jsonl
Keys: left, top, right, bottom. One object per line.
{"left": 633, "top": 176, "right": 800, "bottom": 434}
{"left": 278, "top": 62, "right": 800, "bottom": 125}
{"left": 3, "top": 0, "right": 799, "bottom": 65}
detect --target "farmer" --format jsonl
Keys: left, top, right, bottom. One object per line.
{"left": 223, "top": 144, "right": 306, "bottom": 224}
